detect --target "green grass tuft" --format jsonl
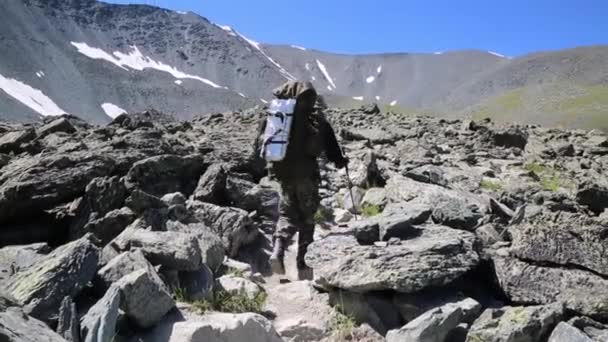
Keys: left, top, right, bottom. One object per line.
{"left": 314, "top": 207, "right": 333, "bottom": 224}
{"left": 480, "top": 179, "right": 503, "bottom": 191}
{"left": 327, "top": 308, "right": 357, "bottom": 342}
{"left": 174, "top": 287, "right": 189, "bottom": 302}
{"left": 226, "top": 267, "right": 245, "bottom": 278}
{"left": 192, "top": 289, "right": 267, "bottom": 315}
{"left": 361, "top": 204, "right": 382, "bottom": 217}
{"left": 524, "top": 162, "right": 563, "bottom": 192}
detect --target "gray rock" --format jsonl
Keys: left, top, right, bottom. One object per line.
{"left": 4, "top": 235, "right": 99, "bottom": 322}
{"left": 125, "top": 189, "right": 167, "bottom": 214}
{"left": 0, "top": 128, "right": 36, "bottom": 154}
{"left": 576, "top": 180, "right": 608, "bottom": 214}
{"left": 510, "top": 215, "right": 608, "bottom": 276}
{"left": 386, "top": 302, "right": 463, "bottom": 342}
{"left": 0, "top": 152, "right": 115, "bottom": 223}
{"left": 306, "top": 225, "right": 479, "bottom": 293}
{"left": 38, "top": 118, "right": 77, "bottom": 138}
{"left": 81, "top": 207, "right": 136, "bottom": 245}
{"left": 466, "top": 304, "right": 563, "bottom": 342}
{"left": 361, "top": 188, "right": 388, "bottom": 210}
{"left": 494, "top": 255, "right": 608, "bottom": 320}
{"left": 0, "top": 307, "right": 67, "bottom": 342}
{"left": 96, "top": 249, "right": 152, "bottom": 291}
{"left": 432, "top": 197, "right": 483, "bottom": 231}
{"left": 115, "top": 268, "right": 175, "bottom": 328}
{"left": 569, "top": 316, "right": 608, "bottom": 341}
{"left": 178, "top": 264, "right": 214, "bottom": 301}
{"left": 192, "top": 164, "right": 228, "bottom": 204}
{"left": 555, "top": 143, "right": 575, "bottom": 157}
{"left": 81, "top": 285, "right": 121, "bottom": 342}
{"left": 0, "top": 243, "right": 50, "bottom": 283}
{"left": 161, "top": 192, "right": 187, "bottom": 206}
{"left": 342, "top": 186, "right": 365, "bottom": 214}
{"left": 125, "top": 154, "right": 206, "bottom": 197}
{"left": 476, "top": 224, "right": 503, "bottom": 247}
{"left": 405, "top": 165, "right": 449, "bottom": 187}
{"left": 69, "top": 176, "right": 129, "bottom": 239}
{"left": 57, "top": 297, "right": 79, "bottom": 342}
{"left": 352, "top": 208, "right": 429, "bottom": 244}
{"left": 188, "top": 201, "right": 258, "bottom": 257}
{"left": 106, "top": 224, "right": 202, "bottom": 271}
{"left": 216, "top": 275, "right": 263, "bottom": 299}
{"left": 166, "top": 221, "right": 225, "bottom": 272}
{"left": 548, "top": 322, "right": 593, "bottom": 342}
{"left": 167, "top": 313, "right": 283, "bottom": 342}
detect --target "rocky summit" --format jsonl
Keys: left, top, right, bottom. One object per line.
{"left": 0, "top": 104, "right": 608, "bottom": 342}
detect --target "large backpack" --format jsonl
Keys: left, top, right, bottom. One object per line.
{"left": 260, "top": 99, "right": 296, "bottom": 162}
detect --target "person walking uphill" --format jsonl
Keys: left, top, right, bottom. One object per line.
{"left": 254, "top": 81, "right": 348, "bottom": 280}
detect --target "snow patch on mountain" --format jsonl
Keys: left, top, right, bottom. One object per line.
{"left": 218, "top": 25, "right": 237, "bottom": 37}
{"left": 233, "top": 31, "right": 296, "bottom": 81}
{"left": 353, "top": 96, "right": 364, "bottom": 101}
{"left": 390, "top": 100, "right": 398, "bottom": 106}
{"left": 305, "top": 63, "right": 311, "bottom": 71}
{"left": 316, "top": 59, "right": 336, "bottom": 89}
{"left": 291, "top": 45, "right": 307, "bottom": 51}
{"left": 311, "top": 76, "right": 316, "bottom": 81}
{"left": 0, "top": 73, "right": 66, "bottom": 116}
{"left": 71, "top": 42, "right": 224, "bottom": 88}
{"left": 434, "top": 52, "right": 443, "bottom": 55}
{"left": 238, "top": 92, "right": 246, "bottom": 98}
{"left": 366, "top": 76, "right": 375, "bottom": 83}
{"left": 260, "top": 99, "right": 268, "bottom": 104}
{"left": 174, "top": 80, "right": 182, "bottom": 85}
{"left": 375, "top": 96, "right": 380, "bottom": 101}
{"left": 176, "top": 11, "right": 188, "bottom": 15}
{"left": 36, "top": 71, "right": 45, "bottom": 78}
{"left": 488, "top": 51, "right": 506, "bottom": 58}
{"left": 377, "top": 66, "right": 382, "bottom": 74}
{"left": 101, "top": 103, "right": 126, "bottom": 118}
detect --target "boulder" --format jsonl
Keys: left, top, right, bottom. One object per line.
{"left": 548, "top": 322, "right": 593, "bottom": 342}
{"left": 569, "top": 316, "right": 608, "bottom": 341}
{"left": 0, "top": 153, "right": 115, "bottom": 223}
{"left": 81, "top": 207, "right": 136, "bottom": 245}
{"left": 188, "top": 201, "right": 258, "bottom": 257}
{"left": 0, "top": 242, "right": 50, "bottom": 283}
{"left": 352, "top": 207, "right": 430, "bottom": 244}
{"left": 38, "top": 118, "right": 77, "bottom": 137}
{"left": 96, "top": 249, "right": 152, "bottom": 291}
{"left": 386, "top": 301, "right": 463, "bottom": 342}
{"left": 167, "top": 313, "right": 283, "bottom": 342}
{"left": 125, "top": 189, "right": 167, "bottom": 214}
{"left": 115, "top": 268, "right": 175, "bottom": 328}
{"left": 405, "top": 165, "right": 449, "bottom": 187}
{"left": 576, "top": 180, "right": 608, "bottom": 214}
{"left": 81, "top": 286, "right": 120, "bottom": 342}
{"left": 494, "top": 254, "right": 608, "bottom": 320}
{"left": 361, "top": 188, "right": 388, "bottom": 210}
{"left": 57, "top": 297, "right": 79, "bottom": 342}
{"left": 510, "top": 215, "right": 608, "bottom": 276}
{"left": 124, "top": 154, "right": 206, "bottom": 197}
{"left": 104, "top": 225, "right": 202, "bottom": 271}
{"left": 431, "top": 197, "right": 483, "bottom": 231}
{"left": 306, "top": 225, "right": 479, "bottom": 293}
{"left": 192, "top": 164, "right": 228, "bottom": 204}
{"left": 4, "top": 235, "right": 99, "bottom": 321}
{"left": 0, "top": 307, "right": 67, "bottom": 342}
{"left": 161, "top": 192, "right": 187, "bottom": 206}
{"left": 166, "top": 221, "right": 225, "bottom": 272}
{"left": 216, "top": 275, "right": 263, "bottom": 299}
{"left": 466, "top": 304, "right": 563, "bottom": 342}
{"left": 0, "top": 128, "right": 36, "bottom": 154}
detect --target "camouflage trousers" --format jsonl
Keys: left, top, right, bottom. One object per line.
{"left": 274, "top": 178, "right": 320, "bottom": 269}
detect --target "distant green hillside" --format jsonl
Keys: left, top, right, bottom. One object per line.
{"left": 466, "top": 83, "right": 608, "bottom": 130}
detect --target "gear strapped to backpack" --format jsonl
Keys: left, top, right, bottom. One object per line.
{"left": 260, "top": 99, "right": 297, "bottom": 162}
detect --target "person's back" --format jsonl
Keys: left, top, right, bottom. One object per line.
{"left": 254, "top": 81, "right": 347, "bottom": 279}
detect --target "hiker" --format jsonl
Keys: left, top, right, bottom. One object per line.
{"left": 254, "top": 81, "right": 348, "bottom": 280}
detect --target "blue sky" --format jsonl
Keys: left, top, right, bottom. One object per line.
{"left": 105, "top": 0, "right": 608, "bottom": 57}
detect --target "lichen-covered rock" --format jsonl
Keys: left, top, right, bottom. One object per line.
{"left": 3, "top": 235, "right": 99, "bottom": 322}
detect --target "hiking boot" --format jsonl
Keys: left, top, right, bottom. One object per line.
{"left": 270, "top": 238, "right": 286, "bottom": 275}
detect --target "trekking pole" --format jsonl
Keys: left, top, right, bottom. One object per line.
{"left": 341, "top": 147, "right": 359, "bottom": 221}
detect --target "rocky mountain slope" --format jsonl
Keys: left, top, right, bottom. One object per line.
{"left": 1, "top": 0, "right": 607, "bottom": 128}
{"left": 2, "top": 105, "right": 608, "bottom": 341}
